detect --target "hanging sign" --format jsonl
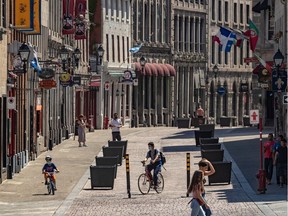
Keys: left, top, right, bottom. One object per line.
{"left": 21, "top": 0, "right": 41, "bottom": 34}
{"left": 217, "top": 86, "right": 226, "bottom": 96}
{"left": 14, "top": 0, "right": 34, "bottom": 30}
{"left": 39, "top": 80, "right": 57, "bottom": 89}
{"left": 62, "top": 0, "right": 75, "bottom": 35}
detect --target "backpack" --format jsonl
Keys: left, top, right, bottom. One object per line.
{"left": 149, "top": 149, "right": 166, "bottom": 165}
{"left": 159, "top": 151, "right": 166, "bottom": 165}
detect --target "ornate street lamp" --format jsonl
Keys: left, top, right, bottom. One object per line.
{"left": 212, "top": 64, "right": 219, "bottom": 79}
{"left": 97, "top": 45, "right": 104, "bottom": 58}
{"left": 18, "top": 42, "right": 31, "bottom": 72}
{"left": 273, "top": 49, "right": 284, "bottom": 68}
{"left": 73, "top": 47, "right": 81, "bottom": 65}
{"left": 59, "top": 46, "right": 69, "bottom": 62}
{"left": 140, "top": 56, "right": 146, "bottom": 68}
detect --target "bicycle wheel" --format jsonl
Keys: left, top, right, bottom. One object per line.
{"left": 138, "top": 173, "right": 151, "bottom": 195}
{"left": 47, "top": 183, "right": 51, "bottom": 195}
{"left": 50, "top": 181, "right": 55, "bottom": 195}
{"left": 155, "top": 173, "right": 164, "bottom": 194}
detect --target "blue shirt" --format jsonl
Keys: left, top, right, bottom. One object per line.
{"left": 42, "top": 163, "right": 57, "bottom": 173}
{"left": 273, "top": 141, "right": 281, "bottom": 152}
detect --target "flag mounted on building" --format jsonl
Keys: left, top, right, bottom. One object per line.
{"left": 63, "top": 0, "right": 75, "bottom": 35}
{"left": 129, "top": 43, "right": 143, "bottom": 53}
{"left": 212, "top": 26, "right": 236, "bottom": 52}
{"left": 14, "top": 0, "right": 34, "bottom": 30}
{"left": 245, "top": 19, "right": 259, "bottom": 52}
{"left": 75, "top": 0, "right": 87, "bottom": 40}
{"left": 254, "top": 54, "right": 272, "bottom": 75}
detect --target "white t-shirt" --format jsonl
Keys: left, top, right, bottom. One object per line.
{"left": 110, "top": 118, "right": 122, "bottom": 132}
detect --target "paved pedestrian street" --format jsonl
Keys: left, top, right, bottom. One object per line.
{"left": 0, "top": 127, "right": 286, "bottom": 216}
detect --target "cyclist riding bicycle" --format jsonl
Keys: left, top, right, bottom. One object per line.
{"left": 42, "top": 156, "right": 59, "bottom": 190}
{"left": 141, "top": 142, "right": 162, "bottom": 189}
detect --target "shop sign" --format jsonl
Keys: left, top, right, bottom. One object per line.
{"left": 122, "top": 70, "right": 133, "bottom": 82}
{"left": 240, "top": 83, "right": 249, "bottom": 92}
{"left": 39, "top": 80, "right": 57, "bottom": 89}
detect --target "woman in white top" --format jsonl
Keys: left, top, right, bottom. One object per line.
{"left": 187, "top": 170, "right": 210, "bottom": 216}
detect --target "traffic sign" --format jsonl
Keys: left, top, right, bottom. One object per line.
{"left": 217, "top": 86, "right": 226, "bottom": 96}
{"left": 284, "top": 95, "right": 288, "bottom": 104}
{"left": 104, "top": 82, "right": 109, "bottom": 91}
{"left": 249, "top": 109, "right": 259, "bottom": 124}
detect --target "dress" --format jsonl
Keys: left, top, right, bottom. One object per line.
{"left": 77, "top": 120, "right": 86, "bottom": 142}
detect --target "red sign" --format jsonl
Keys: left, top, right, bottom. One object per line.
{"left": 249, "top": 110, "right": 259, "bottom": 124}
{"left": 39, "top": 80, "right": 57, "bottom": 89}
{"left": 104, "top": 82, "right": 109, "bottom": 91}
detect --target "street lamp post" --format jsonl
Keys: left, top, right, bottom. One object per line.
{"left": 18, "top": 42, "right": 31, "bottom": 73}
{"left": 213, "top": 65, "right": 219, "bottom": 123}
{"left": 139, "top": 56, "right": 146, "bottom": 126}
{"left": 96, "top": 45, "right": 104, "bottom": 129}
{"left": 273, "top": 49, "right": 285, "bottom": 136}
{"left": 59, "top": 46, "right": 81, "bottom": 140}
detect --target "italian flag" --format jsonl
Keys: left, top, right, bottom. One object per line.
{"left": 254, "top": 54, "right": 272, "bottom": 75}
{"left": 244, "top": 19, "right": 259, "bottom": 52}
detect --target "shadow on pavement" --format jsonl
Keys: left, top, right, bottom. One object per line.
{"left": 224, "top": 137, "right": 287, "bottom": 202}
{"left": 162, "top": 145, "right": 199, "bottom": 152}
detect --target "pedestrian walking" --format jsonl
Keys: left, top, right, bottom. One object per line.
{"left": 198, "top": 158, "right": 215, "bottom": 216}
{"left": 187, "top": 170, "right": 210, "bottom": 216}
{"left": 109, "top": 113, "right": 122, "bottom": 141}
{"left": 264, "top": 133, "right": 274, "bottom": 185}
{"left": 274, "top": 138, "right": 287, "bottom": 188}
{"left": 272, "top": 134, "right": 284, "bottom": 185}
{"left": 77, "top": 114, "right": 87, "bottom": 147}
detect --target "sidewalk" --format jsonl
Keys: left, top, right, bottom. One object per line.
{"left": 0, "top": 127, "right": 286, "bottom": 216}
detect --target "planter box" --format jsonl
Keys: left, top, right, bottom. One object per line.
{"left": 220, "top": 117, "right": 232, "bottom": 127}
{"left": 200, "top": 138, "right": 219, "bottom": 145}
{"left": 208, "top": 161, "right": 232, "bottom": 185}
{"left": 201, "top": 149, "right": 224, "bottom": 162}
{"left": 90, "top": 165, "right": 116, "bottom": 189}
{"left": 102, "top": 146, "right": 124, "bottom": 166}
{"left": 95, "top": 156, "right": 118, "bottom": 178}
{"left": 194, "top": 130, "right": 213, "bottom": 146}
{"left": 200, "top": 144, "right": 221, "bottom": 150}
{"left": 177, "top": 118, "right": 191, "bottom": 129}
{"left": 199, "top": 124, "right": 215, "bottom": 137}
{"left": 193, "top": 118, "right": 206, "bottom": 128}
{"left": 108, "top": 140, "right": 128, "bottom": 158}
{"left": 243, "top": 117, "right": 251, "bottom": 127}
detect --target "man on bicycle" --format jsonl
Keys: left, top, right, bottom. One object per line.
{"left": 141, "top": 142, "right": 162, "bottom": 189}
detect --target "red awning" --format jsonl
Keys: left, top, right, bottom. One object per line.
{"left": 147, "top": 63, "right": 158, "bottom": 76}
{"left": 144, "top": 64, "right": 152, "bottom": 76}
{"left": 89, "top": 81, "right": 101, "bottom": 87}
{"left": 160, "top": 64, "right": 170, "bottom": 76}
{"left": 154, "top": 64, "right": 164, "bottom": 76}
{"left": 165, "top": 64, "right": 176, "bottom": 76}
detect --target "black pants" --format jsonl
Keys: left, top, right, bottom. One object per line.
{"left": 112, "top": 132, "right": 121, "bottom": 141}
{"left": 264, "top": 158, "right": 273, "bottom": 181}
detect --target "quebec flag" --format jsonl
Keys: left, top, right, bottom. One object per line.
{"left": 30, "top": 49, "right": 42, "bottom": 73}
{"left": 212, "top": 26, "right": 236, "bottom": 52}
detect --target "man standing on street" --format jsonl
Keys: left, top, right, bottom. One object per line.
{"left": 109, "top": 113, "right": 122, "bottom": 141}
{"left": 264, "top": 133, "right": 274, "bottom": 185}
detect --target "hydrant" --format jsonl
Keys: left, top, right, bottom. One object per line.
{"left": 104, "top": 116, "right": 109, "bottom": 129}
{"left": 256, "top": 169, "right": 266, "bottom": 194}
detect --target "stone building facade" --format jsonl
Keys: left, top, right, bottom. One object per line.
{"left": 172, "top": 0, "right": 208, "bottom": 121}
{"left": 207, "top": 0, "right": 253, "bottom": 125}
{"left": 132, "top": 0, "right": 176, "bottom": 127}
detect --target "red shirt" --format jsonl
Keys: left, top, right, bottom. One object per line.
{"left": 264, "top": 141, "right": 274, "bottom": 158}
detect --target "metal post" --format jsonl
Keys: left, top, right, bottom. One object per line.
{"left": 125, "top": 154, "right": 131, "bottom": 198}
{"left": 186, "top": 153, "right": 190, "bottom": 197}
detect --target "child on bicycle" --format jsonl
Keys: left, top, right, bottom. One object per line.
{"left": 42, "top": 156, "right": 59, "bottom": 190}
{"left": 141, "top": 142, "right": 162, "bottom": 189}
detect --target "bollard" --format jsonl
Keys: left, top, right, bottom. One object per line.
{"left": 7, "top": 156, "right": 13, "bottom": 179}
{"left": 186, "top": 153, "right": 190, "bottom": 197}
{"left": 125, "top": 154, "right": 131, "bottom": 198}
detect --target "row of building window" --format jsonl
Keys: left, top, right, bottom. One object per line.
{"left": 104, "top": 0, "right": 130, "bottom": 22}
{"left": 212, "top": 1, "right": 251, "bottom": 24}
{"left": 106, "top": 34, "right": 130, "bottom": 64}
{"left": 174, "top": 15, "right": 206, "bottom": 53}
{"left": 133, "top": 1, "right": 168, "bottom": 43}
{"left": 178, "top": 0, "right": 205, "bottom": 4}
